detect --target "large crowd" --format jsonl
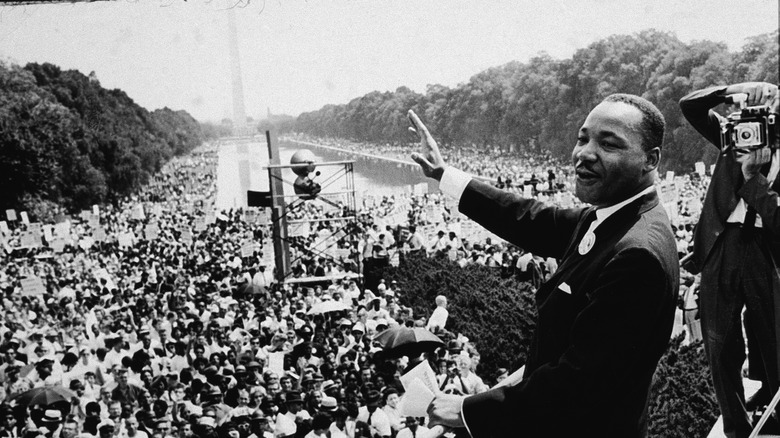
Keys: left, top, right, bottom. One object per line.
{"left": 0, "top": 135, "right": 712, "bottom": 438}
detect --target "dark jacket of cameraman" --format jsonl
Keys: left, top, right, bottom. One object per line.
{"left": 680, "top": 84, "right": 780, "bottom": 438}
{"left": 679, "top": 85, "right": 780, "bottom": 273}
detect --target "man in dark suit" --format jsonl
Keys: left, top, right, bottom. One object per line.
{"left": 680, "top": 82, "right": 780, "bottom": 438}
{"left": 409, "top": 94, "right": 679, "bottom": 437}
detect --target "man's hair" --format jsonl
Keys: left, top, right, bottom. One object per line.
{"left": 602, "top": 94, "right": 665, "bottom": 151}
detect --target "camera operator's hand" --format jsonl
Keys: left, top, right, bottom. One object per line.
{"left": 408, "top": 110, "right": 446, "bottom": 181}
{"left": 725, "top": 82, "right": 778, "bottom": 107}
{"left": 736, "top": 146, "right": 773, "bottom": 181}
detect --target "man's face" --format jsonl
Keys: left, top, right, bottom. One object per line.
{"left": 109, "top": 402, "right": 122, "bottom": 419}
{"left": 126, "top": 417, "right": 139, "bottom": 432}
{"left": 572, "top": 101, "right": 652, "bottom": 207}
{"left": 62, "top": 422, "right": 78, "bottom": 438}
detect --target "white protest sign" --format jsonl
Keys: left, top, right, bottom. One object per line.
{"left": 399, "top": 360, "right": 439, "bottom": 417}
{"left": 92, "top": 227, "right": 107, "bottom": 242}
{"left": 20, "top": 212, "right": 29, "bottom": 225}
{"left": 241, "top": 243, "right": 259, "bottom": 258}
{"left": 118, "top": 232, "right": 134, "bottom": 248}
{"left": 268, "top": 352, "right": 285, "bottom": 376}
{"left": 666, "top": 171, "right": 675, "bottom": 181}
{"left": 5, "top": 209, "right": 16, "bottom": 221}
{"left": 255, "top": 209, "right": 269, "bottom": 225}
{"left": 21, "top": 276, "right": 46, "bottom": 296}
{"left": 54, "top": 222, "right": 70, "bottom": 237}
{"left": 132, "top": 204, "right": 145, "bottom": 220}
{"left": 42, "top": 225, "right": 53, "bottom": 242}
{"left": 194, "top": 217, "right": 207, "bottom": 232}
{"left": 51, "top": 238, "right": 66, "bottom": 253}
{"left": 0, "top": 221, "right": 8, "bottom": 235}
{"left": 92, "top": 204, "right": 100, "bottom": 217}
{"left": 695, "top": 162, "right": 706, "bottom": 176}
{"left": 389, "top": 251, "right": 400, "bottom": 267}
{"left": 288, "top": 222, "right": 310, "bottom": 238}
{"left": 20, "top": 232, "right": 40, "bottom": 248}
{"left": 145, "top": 224, "right": 160, "bottom": 240}
{"left": 180, "top": 228, "right": 193, "bottom": 244}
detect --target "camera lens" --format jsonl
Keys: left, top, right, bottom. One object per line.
{"left": 741, "top": 131, "right": 753, "bottom": 140}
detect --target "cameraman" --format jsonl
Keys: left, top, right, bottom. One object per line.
{"left": 680, "top": 81, "right": 780, "bottom": 438}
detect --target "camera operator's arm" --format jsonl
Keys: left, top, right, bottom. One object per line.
{"left": 679, "top": 82, "right": 775, "bottom": 147}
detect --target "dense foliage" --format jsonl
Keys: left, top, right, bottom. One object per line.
{"left": 649, "top": 336, "right": 719, "bottom": 437}
{"left": 295, "top": 30, "right": 778, "bottom": 172}
{"left": 0, "top": 61, "right": 205, "bottom": 216}
{"left": 378, "top": 255, "right": 717, "bottom": 437}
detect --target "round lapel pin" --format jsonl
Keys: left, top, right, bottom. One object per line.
{"left": 578, "top": 231, "right": 595, "bottom": 255}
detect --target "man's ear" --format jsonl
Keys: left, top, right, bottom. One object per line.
{"left": 644, "top": 147, "right": 660, "bottom": 172}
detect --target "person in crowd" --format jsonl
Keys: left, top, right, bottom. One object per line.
{"left": 679, "top": 81, "right": 780, "bottom": 437}
{"left": 424, "top": 296, "right": 448, "bottom": 333}
{"left": 409, "top": 92, "right": 679, "bottom": 437}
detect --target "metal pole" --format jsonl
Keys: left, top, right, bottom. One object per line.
{"left": 266, "top": 130, "right": 290, "bottom": 283}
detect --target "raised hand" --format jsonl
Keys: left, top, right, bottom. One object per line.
{"left": 408, "top": 110, "right": 446, "bottom": 181}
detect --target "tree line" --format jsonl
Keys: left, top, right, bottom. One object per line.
{"left": 0, "top": 61, "right": 210, "bottom": 218}
{"left": 293, "top": 29, "right": 778, "bottom": 172}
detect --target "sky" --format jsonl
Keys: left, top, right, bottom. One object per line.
{"left": 0, "top": 0, "right": 777, "bottom": 122}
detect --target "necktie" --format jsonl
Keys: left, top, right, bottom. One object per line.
{"left": 743, "top": 163, "right": 771, "bottom": 229}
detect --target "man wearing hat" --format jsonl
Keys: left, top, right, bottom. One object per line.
{"left": 96, "top": 419, "right": 115, "bottom": 438}
{"left": 38, "top": 409, "right": 63, "bottom": 437}
{"left": 356, "top": 390, "right": 391, "bottom": 438}
{"left": 281, "top": 390, "right": 311, "bottom": 437}
{"left": 27, "top": 358, "right": 56, "bottom": 388}
{"left": 202, "top": 385, "right": 231, "bottom": 425}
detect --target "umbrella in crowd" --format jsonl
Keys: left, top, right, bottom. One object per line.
{"left": 373, "top": 326, "right": 445, "bottom": 359}
{"left": 11, "top": 385, "right": 77, "bottom": 407}
{"left": 307, "top": 300, "right": 351, "bottom": 315}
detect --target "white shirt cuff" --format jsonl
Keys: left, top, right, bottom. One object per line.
{"left": 439, "top": 167, "right": 472, "bottom": 201}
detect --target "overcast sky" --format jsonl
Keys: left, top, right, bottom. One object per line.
{"left": 0, "top": 0, "right": 777, "bottom": 122}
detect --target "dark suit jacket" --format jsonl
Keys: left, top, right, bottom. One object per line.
{"left": 679, "top": 86, "right": 780, "bottom": 274}
{"left": 458, "top": 180, "right": 679, "bottom": 438}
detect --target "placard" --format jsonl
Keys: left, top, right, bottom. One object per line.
{"left": 42, "top": 225, "right": 53, "bottom": 242}
{"left": 0, "top": 221, "right": 8, "bottom": 235}
{"left": 54, "top": 222, "right": 71, "bottom": 237}
{"left": 132, "top": 204, "right": 145, "bottom": 220}
{"left": 51, "top": 239, "right": 66, "bottom": 253}
{"left": 389, "top": 251, "right": 400, "bottom": 267}
{"left": 118, "top": 232, "right": 134, "bottom": 248}
{"left": 20, "top": 232, "right": 40, "bottom": 248}
{"left": 5, "top": 209, "right": 17, "bottom": 221}
{"left": 20, "top": 212, "right": 29, "bottom": 225}
{"left": 241, "top": 243, "right": 260, "bottom": 258}
{"left": 20, "top": 276, "right": 46, "bottom": 296}
{"left": 144, "top": 224, "right": 160, "bottom": 240}
{"left": 288, "top": 222, "right": 311, "bottom": 238}
{"left": 92, "top": 204, "right": 100, "bottom": 217}
{"left": 92, "top": 227, "right": 107, "bottom": 242}
{"left": 694, "top": 162, "right": 706, "bottom": 176}
{"left": 180, "top": 228, "right": 193, "bottom": 244}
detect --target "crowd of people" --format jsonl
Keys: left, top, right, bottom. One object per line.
{"left": 0, "top": 131, "right": 714, "bottom": 438}
{"left": 0, "top": 141, "right": 498, "bottom": 438}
